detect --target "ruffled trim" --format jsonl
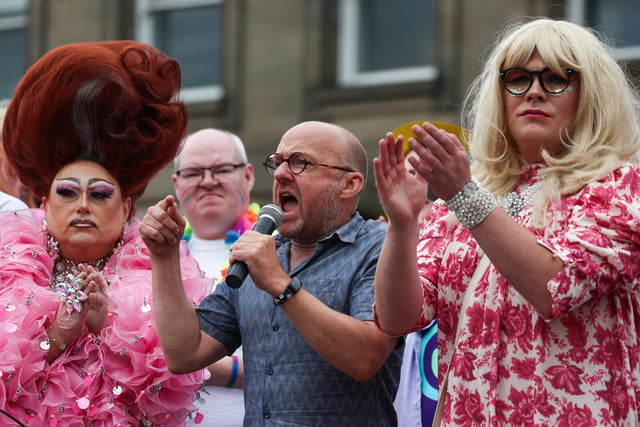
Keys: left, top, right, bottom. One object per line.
{"left": 0, "top": 210, "right": 208, "bottom": 426}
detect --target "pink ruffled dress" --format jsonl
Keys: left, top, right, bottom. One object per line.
{"left": 0, "top": 209, "right": 210, "bottom": 426}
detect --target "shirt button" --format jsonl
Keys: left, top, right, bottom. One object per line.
{"left": 272, "top": 324, "right": 280, "bottom": 331}
{"left": 267, "top": 367, "right": 274, "bottom": 375}
{"left": 263, "top": 412, "right": 271, "bottom": 419}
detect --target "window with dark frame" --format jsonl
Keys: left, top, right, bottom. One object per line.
{"left": 135, "top": 0, "right": 224, "bottom": 103}
{"left": 337, "top": 0, "right": 437, "bottom": 88}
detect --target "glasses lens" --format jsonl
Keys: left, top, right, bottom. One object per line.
{"left": 178, "top": 168, "right": 204, "bottom": 180}
{"left": 265, "top": 154, "right": 280, "bottom": 174}
{"left": 502, "top": 69, "right": 531, "bottom": 95}
{"left": 212, "top": 165, "right": 239, "bottom": 182}
{"left": 541, "top": 69, "right": 571, "bottom": 94}
{"left": 289, "top": 153, "right": 307, "bottom": 174}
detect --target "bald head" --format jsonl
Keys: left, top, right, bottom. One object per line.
{"left": 281, "top": 121, "right": 368, "bottom": 182}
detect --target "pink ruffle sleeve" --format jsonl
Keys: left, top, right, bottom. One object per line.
{"left": 0, "top": 210, "right": 56, "bottom": 424}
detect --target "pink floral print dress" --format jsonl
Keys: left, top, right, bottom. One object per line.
{"left": 414, "top": 163, "right": 640, "bottom": 426}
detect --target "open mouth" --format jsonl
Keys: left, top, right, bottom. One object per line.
{"left": 279, "top": 192, "right": 299, "bottom": 213}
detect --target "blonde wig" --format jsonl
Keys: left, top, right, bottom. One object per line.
{"left": 461, "top": 17, "right": 640, "bottom": 227}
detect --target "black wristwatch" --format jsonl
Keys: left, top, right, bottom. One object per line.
{"left": 273, "top": 277, "right": 303, "bottom": 306}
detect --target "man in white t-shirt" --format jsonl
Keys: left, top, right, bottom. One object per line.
{"left": 173, "top": 128, "right": 255, "bottom": 426}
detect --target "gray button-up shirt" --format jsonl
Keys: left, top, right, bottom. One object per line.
{"left": 197, "top": 213, "right": 402, "bottom": 426}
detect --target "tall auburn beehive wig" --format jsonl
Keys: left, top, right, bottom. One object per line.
{"left": 2, "top": 40, "right": 187, "bottom": 202}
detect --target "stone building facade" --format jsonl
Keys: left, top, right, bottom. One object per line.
{"left": 3, "top": 0, "right": 638, "bottom": 217}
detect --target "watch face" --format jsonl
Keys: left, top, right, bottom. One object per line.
{"left": 290, "top": 277, "right": 302, "bottom": 291}
{"left": 273, "top": 278, "right": 302, "bottom": 306}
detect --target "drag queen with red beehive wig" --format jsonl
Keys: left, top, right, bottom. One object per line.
{"left": 0, "top": 41, "right": 209, "bottom": 426}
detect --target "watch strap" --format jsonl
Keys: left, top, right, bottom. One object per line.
{"left": 273, "top": 277, "right": 303, "bottom": 306}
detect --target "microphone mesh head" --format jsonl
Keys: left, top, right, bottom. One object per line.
{"left": 259, "top": 204, "right": 284, "bottom": 228}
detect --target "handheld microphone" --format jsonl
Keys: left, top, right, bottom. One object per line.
{"left": 225, "top": 204, "right": 284, "bottom": 289}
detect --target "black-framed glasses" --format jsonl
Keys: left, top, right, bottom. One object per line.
{"left": 499, "top": 67, "right": 578, "bottom": 95}
{"left": 262, "top": 152, "right": 355, "bottom": 175}
{"left": 175, "top": 163, "right": 246, "bottom": 183}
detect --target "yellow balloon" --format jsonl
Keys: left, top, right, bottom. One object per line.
{"left": 391, "top": 121, "right": 469, "bottom": 155}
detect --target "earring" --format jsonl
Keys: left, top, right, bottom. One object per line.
{"left": 43, "top": 220, "right": 60, "bottom": 259}
{"left": 114, "top": 222, "right": 129, "bottom": 249}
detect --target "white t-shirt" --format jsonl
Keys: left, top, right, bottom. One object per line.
{"left": 188, "top": 236, "right": 231, "bottom": 284}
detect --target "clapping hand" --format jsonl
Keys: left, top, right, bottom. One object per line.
{"left": 48, "top": 269, "right": 90, "bottom": 360}
{"left": 406, "top": 122, "right": 470, "bottom": 201}
{"left": 373, "top": 132, "right": 429, "bottom": 225}
{"left": 80, "top": 264, "right": 110, "bottom": 336}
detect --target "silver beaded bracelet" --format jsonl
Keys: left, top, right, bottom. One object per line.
{"left": 444, "top": 179, "right": 497, "bottom": 229}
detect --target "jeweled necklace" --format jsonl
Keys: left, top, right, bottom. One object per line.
{"left": 498, "top": 181, "right": 543, "bottom": 218}
{"left": 46, "top": 228, "right": 111, "bottom": 313}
